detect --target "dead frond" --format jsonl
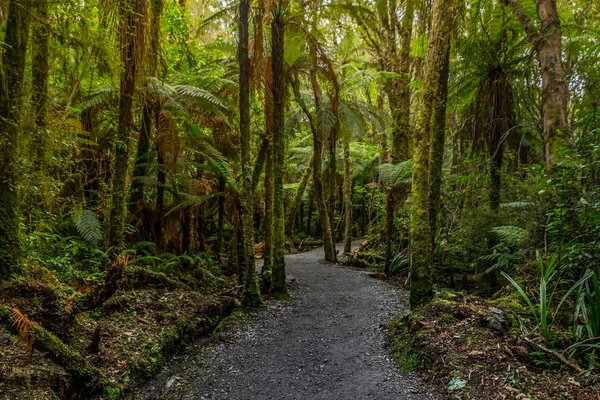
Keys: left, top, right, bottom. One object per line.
{"left": 11, "top": 308, "right": 37, "bottom": 362}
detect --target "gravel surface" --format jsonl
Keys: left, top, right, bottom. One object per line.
{"left": 135, "top": 241, "right": 439, "bottom": 400}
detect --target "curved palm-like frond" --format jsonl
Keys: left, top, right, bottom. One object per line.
{"left": 377, "top": 160, "right": 413, "bottom": 190}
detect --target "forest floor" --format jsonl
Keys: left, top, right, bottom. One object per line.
{"left": 132, "top": 240, "right": 440, "bottom": 400}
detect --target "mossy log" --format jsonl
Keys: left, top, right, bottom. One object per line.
{"left": 0, "top": 304, "right": 99, "bottom": 393}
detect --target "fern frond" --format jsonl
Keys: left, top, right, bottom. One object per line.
{"left": 72, "top": 209, "right": 102, "bottom": 246}
{"left": 491, "top": 225, "right": 529, "bottom": 248}
{"left": 12, "top": 308, "right": 37, "bottom": 361}
{"left": 377, "top": 161, "right": 413, "bottom": 190}
{"left": 80, "top": 85, "right": 115, "bottom": 112}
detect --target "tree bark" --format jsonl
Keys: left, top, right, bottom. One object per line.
{"left": 343, "top": 137, "right": 353, "bottom": 254}
{"left": 129, "top": 0, "right": 163, "bottom": 214}
{"left": 270, "top": 4, "right": 287, "bottom": 296}
{"left": 108, "top": 0, "right": 146, "bottom": 248}
{"left": 409, "top": 0, "right": 459, "bottom": 306}
{"left": 427, "top": 44, "right": 451, "bottom": 250}
{"left": 0, "top": 0, "right": 31, "bottom": 278}
{"left": 263, "top": 84, "right": 275, "bottom": 273}
{"left": 238, "top": 0, "right": 262, "bottom": 307}
{"left": 506, "top": 0, "right": 568, "bottom": 170}
{"left": 32, "top": 0, "right": 49, "bottom": 171}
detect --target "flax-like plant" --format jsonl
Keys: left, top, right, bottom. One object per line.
{"left": 502, "top": 251, "right": 593, "bottom": 342}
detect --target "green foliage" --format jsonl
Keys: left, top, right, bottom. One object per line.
{"left": 72, "top": 208, "right": 102, "bottom": 246}
{"left": 491, "top": 226, "right": 529, "bottom": 248}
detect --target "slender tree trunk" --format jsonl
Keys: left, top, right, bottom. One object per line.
{"left": 427, "top": 44, "right": 451, "bottom": 250}
{"left": 327, "top": 124, "right": 337, "bottom": 239}
{"left": 383, "top": 0, "right": 414, "bottom": 272}
{"left": 263, "top": 65, "right": 275, "bottom": 273}
{"left": 409, "top": 0, "right": 459, "bottom": 306}
{"left": 251, "top": 138, "right": 268, "bottom": 192}
{"left": 286, "top": 155, "right": 314, "bottom": 238}
{"left": 506, "top": 0, "right": 568, "bottom": 170}
{"left": 306, "top": 192, "right": 314, "bottom": 236}
{"left": 343, "top": 137, "right": 352, "bottom": 253}
{"left": 270, "top": 4, "right": 287, "bottom": 296}
{"left": 216, "top": 176, "right": 225, "bottom": 258}
{"left": 108, "top": 0, "right": 146, "bottom": 248}
{"left": 238, "top": 0, "right": 262, "bottom": 307}
{"left": 292, "top": 71, "right": 335, "bottom": 262}
{"left": 32, "top": 0, "right": 49, "bottom": 171}
{"left": 384, "top": 193, "right": 394, "bottom": 276}
{"left": 0, "top": 0, "right": 31, "bottom": 278}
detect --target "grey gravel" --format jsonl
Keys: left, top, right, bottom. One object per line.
{"left": 135, "top": 241, "right": 440, "bottom": 400}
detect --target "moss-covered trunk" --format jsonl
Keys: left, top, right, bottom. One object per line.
{"left": 238, "top": 0, "right": 262, "bottom": 307}
{"left": 409, "top": 0, "right": 458, "bottom": 307}
{"left": 427, "top": 44, "right": 451, "bottom": 250}
{"left": 343, "top": 137, "right": 352, "bottom": 254}
{"left": 270, "top": 5, "right": 287, "bottom": 296}
{"left": 263, "top": 87, "right": 275, "bottom": 273}
{"left": 0, "top": 0, "right": 31, "bottom": 278}
{"left": 108, "top": 0, "right": 146, "bottom": 248}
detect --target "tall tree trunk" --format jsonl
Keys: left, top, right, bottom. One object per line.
{"left": 383, "top": 0, "right": 414, "bottom": 273}
{"left": 263, "top": 85, "right": 274, "bottom": 273}
{"left": 293, "top": 71, "right": 336, "bottom": 262}
{"left": 32, "top": 0, "right": 49, "bottom": 172}
{"left": 216, "top": 176, "right": 226, "bottom": 260}
{"left": 427, "top": 44, "right": 451, "bottom": 250}
{"left": 286, "top": 155, "right": 314, "bottom": 238}
{"left": 129, "top": 0, "right": 163, "bottom": 214}
{"left": 409, "top": 0, "right": 459, "bottom": 306}
{"left": 327, "top": 124, "right": 337, "bottom": 239}
{"left": 306, "top": 191, "right": 314, "bottom": 236}
{"left": 270, "top": 4, "right": 287, "bottom": 296}
{"left": 506, "top": 0, "right": 568, "bottom": 170}
{"left": 343, "top": 137, "right": 352, "bottom": 254}
{"left": 238, "top": 0, "right": 262, "bottom": 307}
{"left": 108, "top": 0, "right": 146, "bottom": 248}
{"left": 0, "top": 0, "right": 31, "bottom": 278}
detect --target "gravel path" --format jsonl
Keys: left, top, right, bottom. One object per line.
{"left": 135, "top": 241, "right": 438, "bottom": 400}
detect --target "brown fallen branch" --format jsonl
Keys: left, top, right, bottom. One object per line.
{"left": 523, "top": 336, "right": 583, "bottom": 374}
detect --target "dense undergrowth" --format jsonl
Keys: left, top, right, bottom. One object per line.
{"left": 0, "top": 231, "right": 240, "bottom": 399}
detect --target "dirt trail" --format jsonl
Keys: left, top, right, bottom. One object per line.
{"left": 135, "top": 241, "right": 438, "bottom": 400}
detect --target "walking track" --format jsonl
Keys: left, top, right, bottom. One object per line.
{"left": 135, "top": 241, "right": 438, "bottom": 400}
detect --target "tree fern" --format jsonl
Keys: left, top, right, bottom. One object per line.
{"left": 377, "top": 160, "right": 412, "bottom": 190}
